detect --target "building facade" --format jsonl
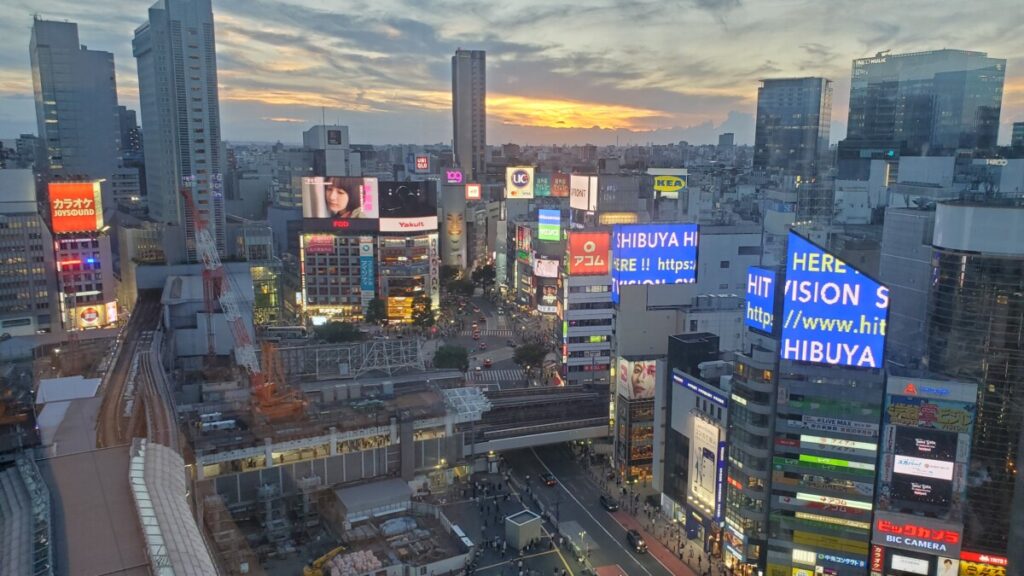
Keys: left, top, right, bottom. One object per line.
{"left": 452, "top": 49, "right": 486, "bottom": 180}
{"left": 753, "top": 78, "right": 832, "bottom": 181}
{"left": 0, "top": 171, "right": 58, "bottom": 336}
{"left": 133, "top": 0, "right": 226, "bottom": 259}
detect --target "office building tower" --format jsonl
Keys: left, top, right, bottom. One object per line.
{"left": 718, "top": 133, "right": 735, "bottom": 150}
{"left": 0, "top": 171, "right": 58, "bottom": 336}
{"left": 133, "top": 0, "right": 225, "bottom": 259}
{"left": 839, "top": 50, "right": 1005, "bottom": 179}
{"left": 117, "top": 106, "right": 143, "bottom": 157}
{"left": 926, "top": 199, "right": 1024, "bottom": 561}
{"left": 30, "top": 19, "right": 121, "bottom": 195}
{"left": 1012, "top": 121, "right": 1024, "bottom": 150}
{"left": 878, "top": 206, "right": 935, "bottom": 369}
{"left": 753, "top": 78, "right": 832, "bottom": 181}
{"left": 302, "top": 125, "right": 360, "bottom": 177}
{"left": 452, "top": 49, "right": 486, "bottom": 180}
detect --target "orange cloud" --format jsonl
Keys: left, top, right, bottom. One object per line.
{"left": 261, "top": 116, "right": 306, "bottom": 123}
{"left": 487, "top": 94, "right": 666, "bottom": 130}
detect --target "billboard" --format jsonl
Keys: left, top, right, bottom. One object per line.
{"left": 611, "top": 224, "right": 699, "bottom": 302}
{"left": 588, "top": 176, "right": 599, "bottom": 211}
{"left": 414, "top": 154, "right": 429, "bottom": 173}
{"left": 894, "top": 427, "right": 958, "bottom": 461}
{"left": 305, "top": 234, "right": 335, "bottom": 254}
{"left": 49, "top": 181, "right": 103, "bottom": 233}
{"left": 690, "top": 416, "right": 721, "bottom": 511}
{"left": 569, "top": 175, "right": 590, "bottom": 210}
{"left": 781, "top": 231, "right": 890, "bottom": 369}
{"left": 538, "top": 209, "right": 560, "bottom": 241}
{"left": 616, "top": 358, "right": 656, "bottom": 400}
{"left": 535, "top": 174, "right": 551, "bottom": 197}
{"left": 378, "top": 181, "right": 437, "bottom": 231}
{"left": 445, "top": 169, "right": 464, "bottom": 184}
{"left": 516, "top": 225, "right": 532, "bottom": 263}
{"left": 537, "top": 281, "right": 558, "bottom": 314}
{"left": 505, "top": 166, "right": 535, "bottom": 199}
{"left": 745, "top": 267, "right": 776, "bottom": 333}
{"left": 872, "top": 511, "right": 962, "bottom": 557}
{"left": 886, "top": 395, "right": 976, "bottom": 434}
{"left": 465, "top": 182, "right": 481, "bottom": 200}
{"left": 550, "top": 172, "right": 570, "bottom": 197}
{"left": 302, "top": 177, "right": 379, "bottom": 219}
{"left": 567, "top": 232, "right": 610, "bottom": 276}
{"left": 359, "top": 237, "right": 375, "bottom": 310}
{"left": 651, "top": 172, "right": 687, "bottom": 198}
{"left": 533, "top": 258, "right": 559, "bottom": 279}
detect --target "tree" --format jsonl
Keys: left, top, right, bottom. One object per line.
{"left": 471, "top": 264, "right": 496, "bottom": 289}
{"left": 439, "top": 265, "right": 460, "bottom": 289}
{"left": 364, "top": 298, "right": 388, "bottom": 326}
{"left": 449, "top": 279, "right": 476, "bottom": 297}
{"left": 313, "top": 321, "right": 366, "bottom": 343}
{"left": 411, "top": 293, "right": 435, "bottom": 329}
{"left": 513, "top": 341, "right": 548, "bottom": 370}
{"left": 433, "top": 345, "right": 469, "bottom": 372}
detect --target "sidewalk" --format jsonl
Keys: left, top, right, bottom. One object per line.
{"left": 610, "top": 511, "right": 696, "bottom": 576}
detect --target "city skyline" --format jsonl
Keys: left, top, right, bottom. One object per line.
{"left": 1, "top": 0, "right": 1022, "bottom": 146}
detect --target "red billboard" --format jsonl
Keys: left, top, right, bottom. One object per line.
{"left": 551, "top": 172, "right": 570, "bottom": 197}
{"left": 49, "top": 182, "right": 103, "bottom": 234}
{"left": 568, "top": 232, "right": 610, "bottom": 276}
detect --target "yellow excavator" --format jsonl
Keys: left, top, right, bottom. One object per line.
{"left": 303, "top": 545, "right": 347, "bottom": 576}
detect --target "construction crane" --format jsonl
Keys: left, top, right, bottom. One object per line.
{"left": 181, "top": 183, "right": 305, "bottom": 422}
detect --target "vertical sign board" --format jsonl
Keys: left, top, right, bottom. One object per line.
{"left": 538, "top": 209, "right": 561, "bottom": 241}
{"left": 782, "top": 231, "right": 890, "bottom": 368}
{"left": 569, "top": 175, "right": 590, "bottom": 210}
{"left": 359, "top": 237, "right": 375, "bottom": 312}
{"left": 534, "top": 174, "right": 551, "bottom": 197}
{"left": 611, "top": 224, "right": 699, "bottom": 303}
{"left": 745, "top": 266, "right": 776, "bottom": 333}
{"left": 49, "top": 181, "right": 104, "bottom": 233}
{"left": 550, "top": 172, "right": 570, "bottom": 198}
{"left": 715, "top": 441, "right": 728, "bottom": 521}
{"left": 689, "top": 417, "right": 721, "bottom": 513}
{"left": 429, "top": 232, "right": 440, "bottom": 308}
{"left": 505, "top": 166, "right": 535, "bottom": 199}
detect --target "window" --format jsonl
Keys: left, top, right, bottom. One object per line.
{"left": 689, "top": 320, "right": 698, "bottom": 331}
{"left": 720, "top": 260, "right": 730, "bottom": 268}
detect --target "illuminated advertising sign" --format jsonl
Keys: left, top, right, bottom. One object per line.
{"left": 359, "top": 237, "right": 375, "bottom": 310}
{"left": 798, "top": 454, "right": 875, "bottom": 471}
{"left": 795, "top": 492, "right": 873, "bottom": 511}
{"left": 302, "top": 176, "right": 379, "bottom": 219}
{"left": 415, "top": 155, "right": 430, "bottom": 173}
{"left": 445, "top": 169, "right": 463, "bottom": 184}
{"left": 960, "top": 552, "right": 1007, "bottom": 567}
{"left": 894, "top": 427, "right": 957, "bottom": 461}
{"left": 378, "top": 216, "right": 438, "bottom": 232}
{"left": 886, "top": 395, "right": 976, "bottom": 434}
{"left": 893, "top": 455, "right": 955, "bottom": 481}
{"left": 550, "top": 172, "right": 570, "bottom": 197}
{"left": 817, "top": 553, "right": 867, "bottom": 570}
{"left": 465, "top": 182, "right": 482, "bottom": 200}
{"left": 49, "top": 182, "right": 103, "bottom": 233}
{"left": 105, "top": 301, "right": 118, "bottom": 325}
{"left": 569, "top": 175, "right": 590, "bottom": 210}
{"left": 611, "top": 224, "right": 699, "bottom": 303}
{"left": 429, "top": 232, "right": 440, "bottom": 308}
{"left": 305, "top": 234, "right": 335, "bottom": 254}
{"left": 689, "top": 417, "right": 721, "bottom": 511}
{"left": 567, "top": 232, "right": 610, "bottom": 276}
{"left": 871, "top": 545, "right": 885, "bottom": 575}
{"left": 745, "top": 267, "right": 776, "bottom": 333}
{"left": 653, "top": 174, "right": 687, "bottom": 197}
{"left": 781, "top": 231, "right": 890, "bottom": 369}
{"left": 959, "top": 552, "right": 1007, "bottom": 576}
{"left": 79, "top": 306, "right": 101, "bottom": 327}
{"left": 799, "top": 435, "right": 877, "bottom": 453}
{"left": 377, "top": 181, "right": 437, "bottom": 231}
{"left": 617, "top": 358, "right": 656, "bottom": 400}
{"left": 516, "top": 225, "right": 532, "bottom": 263}
{"left": 537, "top": 281, "right": 558, "bottom": 314}
{"left": 505, "top": 166, "right": 535, "bottom": 199}
{"left": 792, "top": 414, "right": 879, "bottom": 438}
{"left": 534, "top": 174, "right": 551, "bottom": 197}
{"left": 715, "top": 441, "right": 727, "bottom": 521}
{"left": 872, "top": 511, "right": 962, "bottom": 556}
{"left": 538, "top": 209, "right": 560, "bottom": 241}
{"left": 598, "top": 212, "right": 638, "bottom": 225}
{"left": 890, "top": 554, "right": 929, "bottom": 574}
{"left": 673, "top": 372, "right": 728, "bottom": 408}
{"left": 533, "top": 258, "right": 559, "bottom": 279}
{"left": 588, "top": 176, "right": 599, "bottom": 211}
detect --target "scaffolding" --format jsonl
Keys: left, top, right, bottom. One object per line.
{"left": 276, "top": 340, "right": 424, "bottom": 381}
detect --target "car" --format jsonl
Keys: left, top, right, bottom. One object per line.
{"left": 599, "top": 495, "right": 619, "bottom": 511}
{"left": 474, "top": 366, "right": 482, "bottom": 372}
{"left": 471, "top": 322, "right": 479, "bottom": 329}
{"left": 540, "top": 473, "right": 557, "bottom": 487}
{"left": 506, "top": 339, "right": 516, "bottom": 347}
{"left": 626, "top": 529, "right": 647, "bottom": 553}
{"left": 478, "top": 342, "right": 487, "bottom": 350}
{"left": 483, "top": 358, "right": 493, "bottom": 368}
{"left": 497, "top": 309, "right": 505, "bottom": 316}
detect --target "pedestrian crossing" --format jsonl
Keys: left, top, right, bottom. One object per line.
{"left": 469, "top": 368, "right": 527, "bottom": 382}
{"left": 459, "top": 329, "right": 514, "bottom": 337}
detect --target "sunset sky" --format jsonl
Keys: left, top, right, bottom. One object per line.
{"left": 2, "top": 0, "right": 1022, "bottom": 146}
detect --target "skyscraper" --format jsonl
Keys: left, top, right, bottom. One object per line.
{"left": 30, "top": 19, "right": 121, "bottom": 197}
{"left": 133, "top": 0, "right": 225, "bottom": 259}
{"left": 753, "top": 77, "right": 833, "bottom": 181}
{"left": 452, "top": 49, "right": 486, "bottom": 181}
{"left": 926, "top": 199, "right": 1024, "bottom": 562}
{"left": 839, "top": 50, "right": 1005, "bottom": 178}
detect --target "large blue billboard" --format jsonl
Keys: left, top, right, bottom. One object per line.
{"left": 611, "top": 223, "right": 698, "bottom": 302}
{"left": 781, "top": 232, "right": 889, "bottom": 369}
{"left": 745, "top": 267, "right": 776, "bottom": 333}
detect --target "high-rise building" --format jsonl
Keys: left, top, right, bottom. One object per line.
{"left": 452, "top": 49, "right": 486, "bottom": 180}
{"left": 117, "top": 106, "right": 143, "bottom": 157}
{"left": 878, "top": 206, "right": 935, "bottom": 369}
{"left": 753, "top": 77, "right": 832, "bottom": 181}
{"left": 133, "top": 0, "right": 225, "bottom": 260}
{"left": 925, "top": 199, "right": 1024, "bottom": 562}
{"left": 30, "top": 19, "right": 121, "bottom": 196}
{"left": 0, "top": 171, "right": 58, "bottom": 336}
{"left": 1012, "top": 121, "right": 1024, "bottom": 150}
{"left": 839, "top": 50, "right": 1005, "bottom": 179}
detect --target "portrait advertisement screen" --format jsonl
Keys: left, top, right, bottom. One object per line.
{"left": 378, "top": 181, "right": 438, "bottom": 231}
{"left": 535, "top": 174, "right": 551, "bottom": 197}
{"left": 567, "top": 232, "right": 610, "bottom": 276}
{"left": 302, "top": 176, "right": 379, "bottom": 219}
{"left": 689, "top": 417, "right": 721, "bottom": 509}
{"left": 893, "top": 427, "right": 957, "bottom": 461}
{"left": 533, "top": 258, "right": 559, "bottom": 278}
{"left": 550, "top": 172, "right": 570, "bottom": 197}
{"left": 49, "top": 181, "right": 104, "bottom": 233}
{"left": 745, "top": 267, "right": 776, "bottom": 333}
{"left": 538, "top": 209, "right": 561, "bottom": 241}
{"left": 616, "top": 358, "right": 657, "bottom": 400}
{"left": 611, "top": 223, "right": 699, "bottom": 303}
{"left": 536, "top": 280, "right": 558, "bottom": 314}
{"left": 781, "top": 231, "right": 890, "bottom": 369}
{"left": 569, "top": 175, "right": 590, "bottom": 210}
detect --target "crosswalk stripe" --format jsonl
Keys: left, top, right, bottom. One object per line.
{"left": 470, "top": 368, "right": 527, "bottom": 381}
{"left": 458, "top": 329, "right": 514, "bottom": 337}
